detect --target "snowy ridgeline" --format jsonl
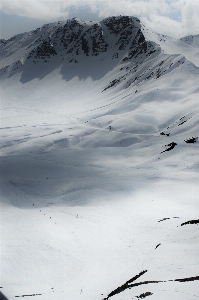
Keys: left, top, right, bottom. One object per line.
{"left": 0, "top": 16, "right": 199, "bottom": 300}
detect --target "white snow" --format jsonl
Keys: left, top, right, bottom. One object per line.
{"left": 0, "top": 17, "right": 199, "bottom": 300}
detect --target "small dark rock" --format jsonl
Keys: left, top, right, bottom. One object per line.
{"left": 184, "top": 137, "right": 198, "bottom": 143}
{"left": 136, "top": 292, "right": 153, "bottom": 298}
{"left": 181, "top": 219, "right": 199, "bottom": 226}
{"left": 161, "top": 142, "right": 177, "bottom": 153}
{"left": 155, "top": 243, "right": 161, "bottom": 249}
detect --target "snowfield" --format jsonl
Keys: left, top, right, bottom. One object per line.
{"left": 0, "top": 16, "right": 199, "bottom": 299}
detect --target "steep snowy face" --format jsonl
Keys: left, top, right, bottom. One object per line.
{"left": 1, "top": 15, "right": 199, "bottom": 99}
{"left": 26, "top": 18, "right": 107, "bottom": 60}
{"left": 0, "top": 16, "right": 160, "bottom": 78}
{"left": 101, "top": 16, "right": 141, "bottom": 52}
{"left": 179, "top": 34, "right": 199, "bottom": 48}
{"left": 1, "top": 16, "right": 199, "bottom": 79}
{"left": 52, "top": 18, "right": 109, "bottom": 57}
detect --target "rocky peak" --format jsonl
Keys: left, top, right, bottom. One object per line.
{"left": 102, "top": 16, "right": 140, "bottom": 35}
{"left": 0, "top": 16, "right": 160, "bottom": 78}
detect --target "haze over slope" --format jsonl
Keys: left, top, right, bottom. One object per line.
{"left": 0, "top": 16, "right": 199, "bottom": 300}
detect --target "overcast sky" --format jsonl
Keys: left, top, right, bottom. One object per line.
{"left": 0, "top": 0, "right": 199, "bottom": 39}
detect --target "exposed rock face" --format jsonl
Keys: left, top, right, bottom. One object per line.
{"left": 28, "top": 38, "right": 57, "bottom": 59}
{"left": 0, "top": 15, "right": 192, "bottom": 92}
{"left": 0, "top": 16, "right": 158, "bottom": 68}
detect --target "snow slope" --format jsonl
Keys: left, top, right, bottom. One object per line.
{"left": 0, "top": 16, "right": 199, "bottom": 300}
{"left": 179, "top": 34, "right": 199, "bottom": 48}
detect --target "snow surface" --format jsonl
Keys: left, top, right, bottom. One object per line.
{"left": 0, "top": 16, "right": 199, "bottom": 300}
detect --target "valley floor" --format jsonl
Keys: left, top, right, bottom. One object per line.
{"left": 0, "top": 107, "right": 199, "bottom": 300}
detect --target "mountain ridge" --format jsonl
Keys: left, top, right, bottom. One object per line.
{"left": 1, "top": 15, "right": 199, "bottom": 85}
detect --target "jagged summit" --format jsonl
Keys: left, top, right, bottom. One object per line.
{"left": 0, "top": 15, "right": 198, "bottom": 90}
{"left": 0, "top": 16, "right": 158, "bottom": 76}
{"left": 0, "top": 16, "right": 142, "bottom": 58}
{"left": 179, "top": 34, "right": 199, "bottom": 48}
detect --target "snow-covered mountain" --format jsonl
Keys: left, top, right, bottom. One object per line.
{"left": 0, "top": 16, "right": 199, "bottom": 300}
{"left": 179, "top": 34, "right": 199, "bottom": 48}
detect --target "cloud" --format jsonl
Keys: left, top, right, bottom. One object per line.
{"left": 141, "top": 14, "right": 183, "bottom": 38}
{"left": 179, "top": 0, "right": 199, "bottom": 36}
{"left": 0, "top": 0, "right": 198, "bottom": 37}
{"left": 0, "top": 0, "right": 69, "bottom": 20}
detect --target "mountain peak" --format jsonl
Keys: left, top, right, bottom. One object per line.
{"left": 1, "top": 15, "right": 198, "bottom": 85}
{"left": 179, "top": 34, "right": 199, "bottom": 48}
{"left": 0, "top": 15, "right": 159, "bottom": 80}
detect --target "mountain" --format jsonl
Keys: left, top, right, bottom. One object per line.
{"left": 0, "top": 16, "right": 199, "bottom": 300}
{"left": 179, "top": 34, "right": 199, "bottom": 48}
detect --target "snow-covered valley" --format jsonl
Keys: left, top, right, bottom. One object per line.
{"left": 0, "top": 16, "right": 199, "bottom": 299}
